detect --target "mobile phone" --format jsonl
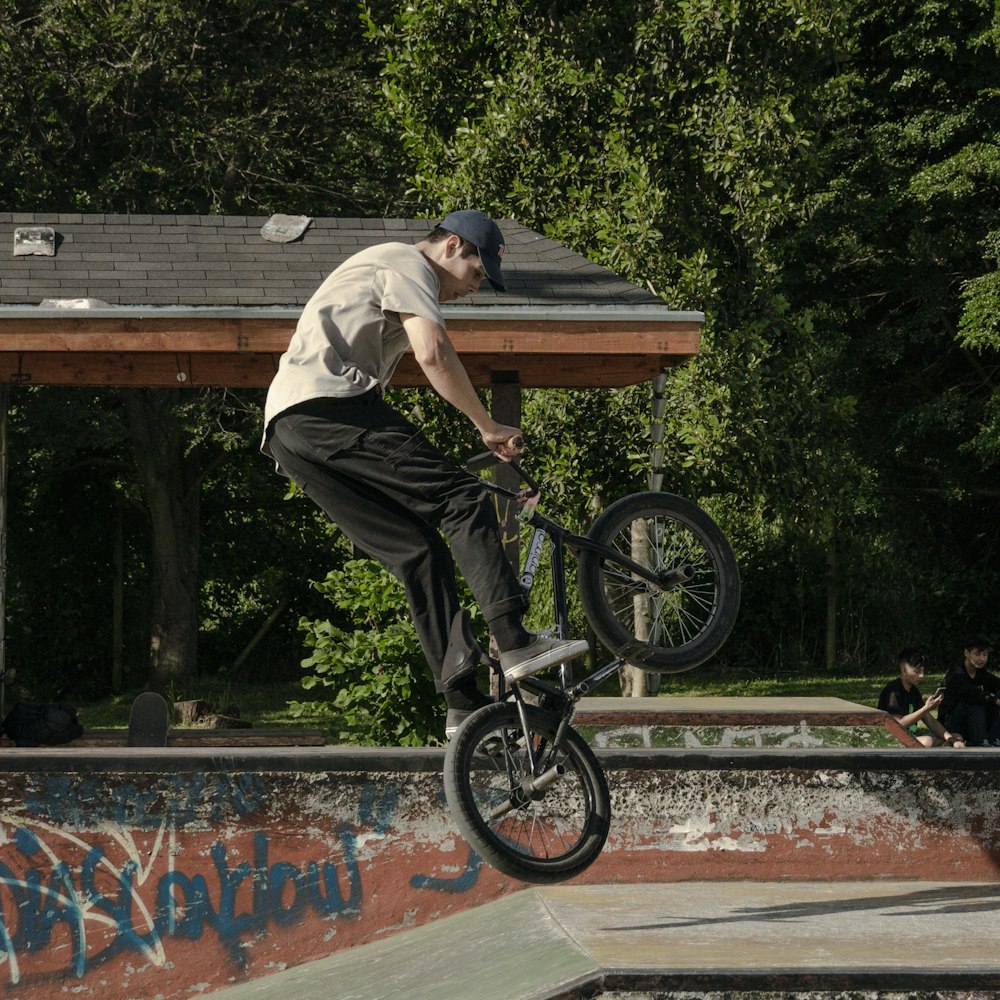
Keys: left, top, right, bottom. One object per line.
{"left": 934, "top": 686, "right": 946, "bottom": 697}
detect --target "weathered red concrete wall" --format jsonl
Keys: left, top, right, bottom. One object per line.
{"left": 604, "top": 765, "right": 1000, "bottom": 882}
{"left": 0, "top": 747, "right": 996, "bottom": 999}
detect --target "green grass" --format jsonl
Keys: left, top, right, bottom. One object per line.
{"left": 654, "top": 671, "right": 884, "bottom": 706}
{"left": 65, "top": 669, "right": 885, "bottom": 745}
{"left": 70, "top": 682, "right": 343, "bottom": 740}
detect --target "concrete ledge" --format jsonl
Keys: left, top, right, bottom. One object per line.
{"left": 1, "top": 742, "right": 995, "bottom": 774}
{"left": 206, "top": 881, "right": 1000, "bottom": 1000}
{"left": 576, "top": 694, "right": 885, "bottom": 717}
{"left": 68, "top": 727, "right": 326, "bottom": 747}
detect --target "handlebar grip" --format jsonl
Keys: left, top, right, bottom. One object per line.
{"left": 465, "top": 436, "right": 525, "bottom": 473}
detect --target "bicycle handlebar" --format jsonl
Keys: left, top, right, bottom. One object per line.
{"left": 464, "top": 442, "right": 541, "bottom": 494}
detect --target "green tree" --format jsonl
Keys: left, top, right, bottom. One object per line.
{"left": 5, "top": 385, "right": 331, "bottom": 693}
{"left": 777, "top": 0, "right": 1000, "bottom": 664}
{"left": 0, "top": 0, "right": 406, "bottom": 691}
{"left": 368, "top": 0, "right": 860, "bottom": 682}
{"left": 0, "top": 0, "right": 403, "bottom": 214}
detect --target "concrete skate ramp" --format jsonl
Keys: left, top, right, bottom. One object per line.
{"left": 2, "top": 697, "right": 999, "bottom": 999}
{"left": 207, "top": 880, "right": 1000, "bottom": 1000}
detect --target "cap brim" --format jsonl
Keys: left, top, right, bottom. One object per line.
{"left": 480, "top": 250, "right": 505, "bottom": 292}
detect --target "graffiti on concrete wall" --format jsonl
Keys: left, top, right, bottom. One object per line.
{"left": 583, "top": 722, "right": 899, "bottom": 749}
{"left": 0, "top": 771, "right": 479, "bottom": 990}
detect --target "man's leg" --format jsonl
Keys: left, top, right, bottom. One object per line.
{"left": 348, "top": 423, "right": 590, "bottom": 684}
{"left": 944, "top": 703, "right": 987, "bottom": 745}
{"left": 269, "top": 412, "right": 464, "bottom": 686}
{"left": 985, "top": 704, "right": 1000, "bottom": 745}
{"left": 270, "top": 400, "right": 585, "bottom": 688}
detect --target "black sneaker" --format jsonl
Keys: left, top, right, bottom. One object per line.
{"left": 445, "top": 708, "right": 471, "bottom": 740}
{"left": 499, "top": 634, "right": 589, "bottom": 682}
{"left": 444, "top": 692, "right": 494, "bottom": 740}
{"left": 441, "top": 609, "right": 484, "bottom": 691}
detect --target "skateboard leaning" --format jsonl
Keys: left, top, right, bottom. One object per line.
{"left": 127, "top": 692, "right": 170, "bottom": 747}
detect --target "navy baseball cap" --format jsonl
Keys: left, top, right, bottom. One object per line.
{"left": 436, "top": 210, "right": 507, "bottom": 292}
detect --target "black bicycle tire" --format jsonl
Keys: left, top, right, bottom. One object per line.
{"left": 577, "top": 492, "right": 740, "bottom": 673}
{"left": 443, "top": 703, "right": 610, "bottom": 884}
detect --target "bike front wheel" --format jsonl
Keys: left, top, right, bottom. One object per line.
{"left": 578, "top": 492, "right": 740, "bottom": 673}
{"left": 443, "top": 703, "right": 610, "bottom": 884}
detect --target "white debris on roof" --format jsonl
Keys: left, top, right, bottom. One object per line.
{"left": 13, "top": 227, "right": 55, "bottom": 257}
{"left": 39, "top": 298, "right": 111, "bottom": 309}
{"left": 260, "top": 214, "right": 312, "bottom": 243}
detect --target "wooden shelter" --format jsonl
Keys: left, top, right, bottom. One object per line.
{"left": 0, "top": 213, "right": 702, "bottom": 390}
{"left": 0, "top": 213, "right": 704, "bottom": 688}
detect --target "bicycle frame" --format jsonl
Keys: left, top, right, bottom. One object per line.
{"left": 476, "top": 463, "right": 651, "bottom": 708}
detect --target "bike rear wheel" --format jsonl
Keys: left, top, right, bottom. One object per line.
{"left": 443, "top": 703, "right": 610, "bottom": 884}
{"left": 578, "top": 492, "right": 740, "bottom": 672}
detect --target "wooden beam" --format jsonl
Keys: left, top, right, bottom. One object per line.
{"left": 0, "top": 316, "right": 701, "bottom": 358}
{"left": 0, "top": 351, "right": 693, "bottom": 389}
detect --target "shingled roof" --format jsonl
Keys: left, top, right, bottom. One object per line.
{"left": 0, "top": 213, "right": 666, "bottom": 308}
{"left": 0, "top": 213, "right": 702, "bottom": 389}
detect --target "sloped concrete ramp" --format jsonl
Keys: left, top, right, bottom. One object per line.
{"left": 210, "top": 880, "right": 1000, "bottom": 999}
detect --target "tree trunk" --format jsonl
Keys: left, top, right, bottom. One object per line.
{"left": 621, "top": 374, "right": 668, "bottom": 698}
{"left": 825, "top": 533, "right": 837, "bottom": 672}
{"left": 122, "top": 389, "right": 201, "bottom": 684}
{"left": 619, "top": 515, "right": 661, "bottom": 698}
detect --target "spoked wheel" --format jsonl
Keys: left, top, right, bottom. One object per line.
{"left": 443, "top": 702, "right": 610, "bottom": 884}
{"left": 578, "top": 492, "right": 740, "bottom": 673}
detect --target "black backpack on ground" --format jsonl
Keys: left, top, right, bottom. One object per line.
{"left": 2, "top": 700, "right": 83, "bottom": 747}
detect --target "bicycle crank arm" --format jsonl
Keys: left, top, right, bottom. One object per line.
{"left": 489, "top": 763, "right": 566, "bottom": 818}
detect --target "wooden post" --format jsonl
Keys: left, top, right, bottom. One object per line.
{"left": 0, "top": 385, "right": 8, "bottom": 718}
{"left": 488, "top": 373, "right": 521, "bottom": 693}
{"left": 490, "top": 372, "right": 522, "bottom": 573}
{"left": 112, "top": 487, "right": 124, "bottom": 692}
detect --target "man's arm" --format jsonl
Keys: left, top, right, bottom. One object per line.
{"left": 889, "top": 696, "right": 963, "bottom": 745}
{"left": 983, "top": 669, "right": 1000, "bottom": 698}
{"left": 401, "top": 313, "right": 521, "bottom": 456}
{"left": 890, "top": 696, "right": 939, "bottom": 731}
{"left": 945, "top": 671, "right": 991, "bottom": 705}
{"left": 922, "top": 712, "right": 962, "bottom": 744}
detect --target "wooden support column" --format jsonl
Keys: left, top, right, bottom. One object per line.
{"left": 0, "top": 386, "right": 8, "bottom": 718}
{"left": 490, "top": 372, "right": 522, "bottom": 574}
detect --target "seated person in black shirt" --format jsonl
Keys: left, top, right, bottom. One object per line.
{"left": 878, "top": 647, "right": 964, "bottom": 747}
{"left": 938, "top": 635, "right": 1000, "bottom": 748}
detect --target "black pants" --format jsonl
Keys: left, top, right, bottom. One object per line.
{"left": 942, "top": 701, "right": 1000, "bottom": 746}
{"left": 267, "top": 393, "right": 525, "bottom": 690}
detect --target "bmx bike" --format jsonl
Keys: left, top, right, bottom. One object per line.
{"left": 443, "top": 453, "right": 741, "bottom": 884}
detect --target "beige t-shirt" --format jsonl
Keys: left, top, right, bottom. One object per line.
{"left": 262, "top": 242, "right": 443, "bottom": 452}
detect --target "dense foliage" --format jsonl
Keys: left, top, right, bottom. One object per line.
{"left": 2, "top": 0, "right": 999, "bottom": 741}
{"left": 0, "top": 0, "right": 404, "bottom": 213}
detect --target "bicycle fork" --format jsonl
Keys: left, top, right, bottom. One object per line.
{"left": 488, "top": 687, "right": 574, "bottom": 819}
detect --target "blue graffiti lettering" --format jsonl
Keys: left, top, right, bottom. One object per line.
{"left": 411, "top": 843, "right": 481, "bottom": 894}
{"left": 0, "top": 825, "right": 364, "bottom": 985}
{"left": 156, "top": 870, "right": 208, "bottom": 941}
{"left": 23, "top": 773, "right": 269, "bottom": 828}
{"left": 307, "top": 825, "right": 362, "bottom": 916}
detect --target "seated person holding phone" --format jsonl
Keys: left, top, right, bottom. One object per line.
{"left": 938, "top": 635, "right": 1000, "bottom": 747}
{"left": 878, "top": 647, "right": 964, "bottom": 747}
